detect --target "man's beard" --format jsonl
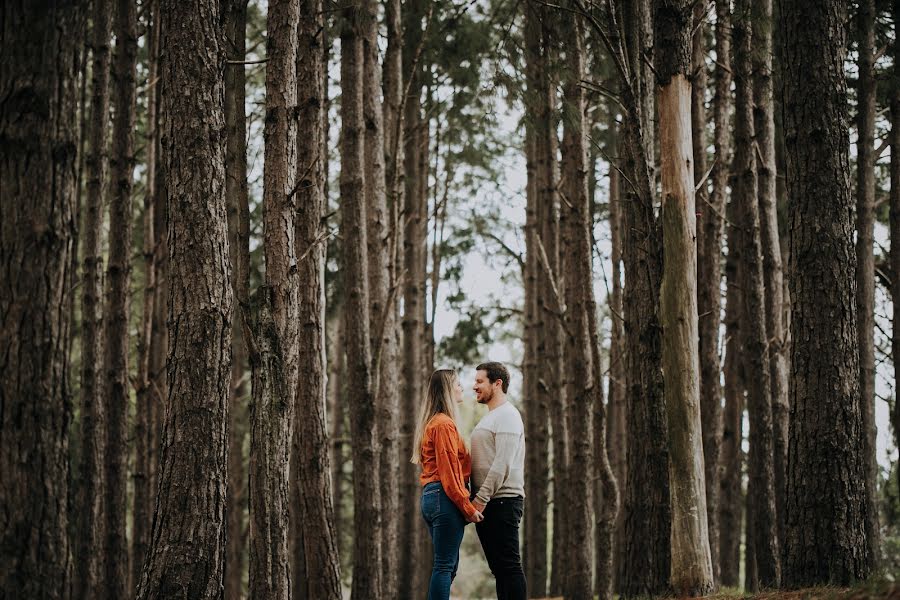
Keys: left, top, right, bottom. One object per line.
{"left": 476, "top": 389, "right": 492, "bottom": 404}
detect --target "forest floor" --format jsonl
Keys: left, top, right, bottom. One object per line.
{"left": 701, "top": 581, "right": 899, "bottom": 600}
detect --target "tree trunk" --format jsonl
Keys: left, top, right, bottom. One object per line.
{"left": 224, "top": 1, "right": 250, "bottom": 598}
{"left": 293, "top": 2, "right": 343, "bottom": 597}
{"left": 104, "top": 0, "right": 138, "bottom": 595}
{"left": 77, "top": 0, "right": 112, "bottom": 595}
{"left": 780, "top": 0, "right": 873, "bottom": 586}
{"left": 734, "top": 0, "right": 781, "bottom": 589}
{"left": 892, "top": 4, "right": 900, "bottom": 507}
{"left": 853, "top": 0, "right": 881, "bottom": 567}
{"left": 133, "top": 0, "right": 161, "bottom": 590}
{"left": 654, "top": 2, "right": 714, "bottom": 594}
{"left": 0, "top": 4, "right": 81, "bottom": 598}
{"left": 248, "top": 1, "right": 301, "bottom": 597}
{"left": 698, "top": 0, "right": 731, "bottom": 583}
{"left": 619, "top": 1, "right": 671, "bottom": 596}
{"left": 751, "top": 0, "right": 789, "bottom": 553}
{"left": 135, "top": 0, "right": 233, "bottom": 596}
{"left": 361, "top": 1, "right": 401, "bottom": 593}
{"left": 341, "top": 6, "right": 383, "bottom": 597}
{"left": 398, "top": 2, "right": 429, "bottom": 596}
{"left": 560, "top": 10, "right": 594, "bottom": 598}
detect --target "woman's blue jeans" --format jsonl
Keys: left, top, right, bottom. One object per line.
{"left": 420, "top": 481, "right": 466, "bottom": 600}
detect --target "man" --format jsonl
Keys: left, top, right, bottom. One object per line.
{"left": 470, "top": 361, "right": 527, "bottom": 600}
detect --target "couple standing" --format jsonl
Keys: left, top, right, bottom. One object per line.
{"left": 411, "top": 361, "right": 527, "bottom": 600}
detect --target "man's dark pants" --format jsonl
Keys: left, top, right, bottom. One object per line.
{"left": 475, "top": 496, "right": 527, "bottom": 600}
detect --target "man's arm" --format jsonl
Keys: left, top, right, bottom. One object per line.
{"left": 474, "top": 431, "right": 522, "bottom": 506}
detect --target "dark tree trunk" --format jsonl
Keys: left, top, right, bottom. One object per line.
{"left": 751, "top": 0, "right": 789, "bottom": 552}
{"left": 560, "top": 9, "right": 595, "bottom": 598}
{"left": 224, "top": 1, "right": 249, "bottom": 598}
{"left": 719, "top": 201, "right": 745, "bottom": 588}
{"left": 780, "top": 0, "right": 873, "bottom": 586}
{"left": 892, "top": 3, "right": 900, "bottom": 507}
{"left": 77, "top": 0, "right": 112, "bottom": 595}
{"left": 854, "top": 0, "right": 881, "bottom": 566}
{"left": 104, "top": 0, "right": 138, "bottom": 595}
{"left": 341, "top": 5, "right": 383, "bottom": 597}
{"left": 522, "top": 4, "right": 551, "bottom": 596}
{"left": 292, "top": 1, "right": 343, "bottom": 597}
{"left": 698, "top": 0, "right": 730, "bottom": 584}
{"left": 135, "top": 0, "right": 233, "bottom": 596}
{"left": 0, "top": 3, "right": 82, "bottom": 598}
{"left": 619, "top": 0, "right": 671, "bottom": 596}
{"left": 734, "top": 0, "right": 780, "bottom": 588}
{"left": 133, "top": 0, "right": 161, "bottom": 589}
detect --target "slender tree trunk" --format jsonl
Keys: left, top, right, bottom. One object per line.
{"left": 522, "top": 5, "right": 551, "bottom": 596}
{"left": 341, "top": 5, "right": 383, "bottom": 597}
{"left": 293, "top": 2, "right": 344, "bottom": 597}
{"left": 751, "top": 0, "right": 789, "bottom": 553}
{"left": 854, "top": 0, "right": 881, "bottom": 567}
{"left": 224, "top": 1, "right": 249, "bottom": 598}
{"left": 780, "top": 0, "right": 873, "bottom": 586}
{"left": 77, "top": 1, "right": 112, "bottom": 595}
{"left": 654, "top": 2, "right": 714, "bottom": 594}
{"left": 248, "top": 1, "right": 301, "bottom": 597}
{"left": 698, "top": 1, "right": 731, "bottom": 583}
{"left": 619, "top": 1, "right": 671, "bottom": 596}
{"left": 135, "top": 0, "right": 233, "bottom": 596}
{"left": 560, "top": 10, "right": 594, "bottom": 598}
{"left": 734, "top": 0, "right": 781, "bottom": 589}
{"left": 0, "top": 4, "right": 82, "bottom": 598}
{"left": 104, "top": 0, "right": 138, "bottom": 595}
{"left": 892, "top": 3, "right": 900, "bottom": 506}
{"left": 133, "top": 0, "right": 161, "bottom": 589}
{"left": 329, "top": 315, "right": 347, "bottom": 559}
{"left": 718, "top": 246, "right": 745, "bottom": 588}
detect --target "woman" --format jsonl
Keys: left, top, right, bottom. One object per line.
{"left": 411, "top": 369, "right": 484, "bottom": 600}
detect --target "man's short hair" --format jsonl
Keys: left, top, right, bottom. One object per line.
{"left": 476, "top": 361, "right": 510, "bottom": 393}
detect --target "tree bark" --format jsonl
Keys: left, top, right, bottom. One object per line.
{"left": 135, "top": 0, "right": 233, "bottom": 596}
{"left": 133, "top": 0, "right": 161, "bottom": 590}
{"left": 292, "top": 1, "right": 343, "bottom": 597}
{"left": 734, "top": 0, "right": 781, "bottom": 589}
{"left": 853, "top": 0, "right": 881, "bottom": 567}
{"left": 77, "top": 0, "right": 112, "bottom": 595}
{"left": 341, "top": 5, "right": 383, "bottom": 597}
{"left": 619, "top": 1, "right": 671, "bottom": 596}
{"left": 892, "top": 3, "right": 900, "bottom": 507}
{"left": 654, "top": 2, "right": 714, "bottom": 595}
{"left": 560, "top": 9, "right": 595, "bottom": 598}
{"left": 751, "top": 0, "right": 789, "bottom": 554}
{"left": 104, "top": 0, "right": 138, "bottom": 595}
{"left": 0, "top": 3, "right": 82, "bottom": 598}
{"left": 719, "top": 193, "right": 745, "bottom": 588}
{"left": 780, "top": 0, "right": 873, "bottom": 586}
{"left": 224, "top": 1, "right": 249, "bottom": 598}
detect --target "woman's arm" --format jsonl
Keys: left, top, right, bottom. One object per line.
{"left": 433, "top": 422, "right": 479, "bottom": 519}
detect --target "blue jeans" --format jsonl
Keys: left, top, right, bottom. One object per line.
{"left": 420, "top": 481, "right": 466, "bottom": 600}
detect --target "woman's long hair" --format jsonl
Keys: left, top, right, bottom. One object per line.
{"left": 409, "top": 369, "right": 461, "bottom": 465}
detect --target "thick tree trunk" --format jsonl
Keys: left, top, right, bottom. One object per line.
{"left": 719, "top": 196, "right": 745, "bottom": 588}
{"left": 654, "top": 2, "right": 714, "bottom": 594}
{"left": 292, "top": 2, "right": 343, "bottom": 597}
{"left": 619, "top": 1, "right": 671, "bottom": 597}
{"left": 77, "top": 1, "right": 112, "bottom": 595}
{"left": 0, "top": 4, "right": 81, "bottom": 598}
{"left": 341, "top": 6, "right": 383, "bottom": 597}
{"left": 892, "top": 5, "right": 900, "bottom": 506}
{"left": 104, "top": 0, "right": 138, "bottom": 595}
{"left": 133, "top": 0, "right": 161, "bottom": 589}
{"left": 560, "top": 10, "right": 594, "bottom": 598}
{"left": 734, "top": 0, "right": 780, "bottom": 589}
{"left": 361, "top": 1, "right": 401, "bottom": 592}
{"left": 698, "top": 1, "right": 731, "bottom": 583}
{"left": 224, "top": 1, "right": 249, "bottom": 598}
{"left": 135, "top": 0, "right": 233, "bottom": 596}
{"left": 751, "top": 0, "right": 789, "bottom": 552}
{"left": 853, "top": 0, "right": 881, "bottom": 567}
{"left": 248, "top": 1, "right": 301, "bottom": 597}
{"left": 780, "top": 0, "right": 873, "bottom": 586}
{"left": 522, "top": 5, "right": 551, "bottom": 596}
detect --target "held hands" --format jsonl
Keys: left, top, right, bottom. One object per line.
{"left": 467, "top": 510, "right": 484, "bottom": 523}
